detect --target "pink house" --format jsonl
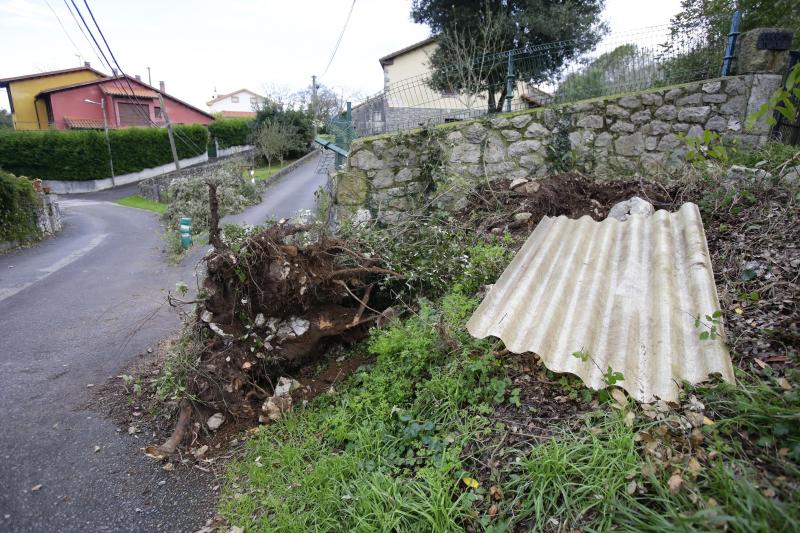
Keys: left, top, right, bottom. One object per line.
{"left": 36, "top": 76, "right": 213, "bottom": 130}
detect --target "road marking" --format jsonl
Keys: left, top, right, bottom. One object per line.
{"left": 0, "top": 233, "right": 108, "bottom": 303}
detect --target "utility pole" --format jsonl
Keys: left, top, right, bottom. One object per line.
{"left": 159, "top": 93, "right": 180, "bottom": 170}
{"left": 311, "top": 74, "right": 318, "bottom": 137}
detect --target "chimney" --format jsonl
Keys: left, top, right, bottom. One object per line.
{"left": 159, "top": 81, "right": 165, "bottom": 93}
{"left": 84, "top": 61, "right": 91, "bottom": 68}
{"left": 135, "top": 74, "right": 141, "bottom": 81}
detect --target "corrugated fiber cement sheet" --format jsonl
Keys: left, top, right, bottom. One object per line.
{"left": 467, "top": 203, "right": 734, "bottom": 402}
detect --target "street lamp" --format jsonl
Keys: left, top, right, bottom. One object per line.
{"left": 84, "top": 98, "right": 115, "bottom": 185}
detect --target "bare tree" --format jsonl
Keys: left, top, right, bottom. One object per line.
{"left": 426, "top": 2, "right": 509, "bottom": 113}
{"left": 254, "top": 120, "right": 299, "bottom": 168}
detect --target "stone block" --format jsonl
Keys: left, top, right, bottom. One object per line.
{"left": 705, "top": 115, "right": 728, "bottom": 132}
{"left": 719, "top": 95, "right": 746, "bottom": 116}
{"left": 508, "top": 139, "right": 543, "bottom": 158}
{"left": 519, "top": 153, "right": 545, "bottom": 170}
{"left": 336, "top": 171, "right": 369, "bottom": 206}
{"left": 464, "top": 123, "right": 488, "bottom": 143}
{"left": 372, "top": 168, "right": 395, "bottom": 189}
{"left": 654, "top": 105, "right": 677, "bottom": 120}
{"left": 687, "top": 125, "right": 704, "bottom": 138}
{"left": 724, "top": 77, "right": 747, "bottom": 95}
{"left": 702, "top": 93, "right": 727, "bottom": 103}
{"left": 648, "top": 121, "right": 672, "bottom": 135}
{"left": 395, "top": 167, "right": 414, "bottom": 182}
{"left": 658, "top": 133, "right": 682, "bottom": 151}
{"left": 610, "top": 121, "right": 635, "bottom": 133}
{"left": 350, "top": 149, "right": 383, "bottom": 171}
{"left": 727, "top": 117, "right": 743, "bottom": 132}
{"left": 524, "top": 122, "right": 550, "bottom": 138}
{"left": 630, "top": 110, "right": 651, "bottom": 124}
{"left": 501, "top": 129, "right": 521, "bottom": 141}
{"left": 576, "top": 114, "right": 604, "bottom": 128}
{"left": 702, "top": 81, "right": 722, "bottom": 93}
{"left": 490, "top": 116, "right": 510, "bottom": 128}
{"left": 594, "top": 131, "right": 613, "bottom": 148}
{"left": 570, "top": 101, "right": 596, "bottom": 112}
{"left": 747, "top": 74, "right": 784, "bottom": 133}
{"left": 617, "top": 96, "right": 642, "bottom": 109}
{"left": 446, "top": 130, "right": 464, "bottom": 143}
{"left": 606, "top": 105, "right": 629, "bottom": 118}
{"left": 614, "top": 133, "right": 645, "bottom": 156}
{"left": 676, "top": 93, "right": 702, "bottom": 106}
{"left": 677, "top": 106, "right": 711, "bottom": 123}
{"left": 510, "top": 114, "right": 532, "bottom": 128}
{"left": 672, "top": 123, "right": 690, "bottom": 133}
{"left": 449, "top": 143, "right": 481, "bottom": 164}
{"left": 645, "top": 136, "right": 659, "bottom": 151}
{"left": 484, "top": 135, "right": 508, "bottom": 164}
{"left": 664, "top": 88, "right": 684, "bottom": 101}
{"left": 738, "top": 28, "right": 794, "bottom": 74}
{"left": 641, "top": 93, "right": 663, "bottom": 106}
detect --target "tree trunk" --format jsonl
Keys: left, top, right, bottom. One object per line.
{"left": 495, "top": 86, "right": 508, "bottom": 113}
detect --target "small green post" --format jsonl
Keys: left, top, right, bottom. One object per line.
{"left": 179, "top": 217, "right": 192, "bottom": 249}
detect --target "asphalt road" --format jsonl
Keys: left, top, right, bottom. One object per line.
{"left": 0, "top": 152, "right": 326, "bottom": 532}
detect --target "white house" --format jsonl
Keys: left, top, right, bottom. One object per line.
{"left": 206, "top": 88, "right": 266, "bottom": 118}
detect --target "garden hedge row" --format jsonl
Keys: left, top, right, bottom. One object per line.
{"left": 209, "top": 118, "right": 254, "bottom": 148}
{"left": 0, "top": 170, "right": 39, "bottom": 242}
{"left": 0, "top": 125, "right": 209, "bottom": 181}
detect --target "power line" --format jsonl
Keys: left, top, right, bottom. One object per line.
{"left": 42, "top": 0, "right": 83, "bottom": 62}
{"left": 320, "top": 0, "right": 356, "bottom": 78}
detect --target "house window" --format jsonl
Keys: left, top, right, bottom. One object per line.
{"left": 154, "top": 106, "right": 162, "bottom": 119}
{"left": 231, "top": 96, "right": 239, "bottom": 103}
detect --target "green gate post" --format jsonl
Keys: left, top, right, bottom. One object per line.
{"left": 179, "top": 217, "right": 192, "bottom": 249}
{"left": 505, "top": 52, "right": 515, "bottom": 112}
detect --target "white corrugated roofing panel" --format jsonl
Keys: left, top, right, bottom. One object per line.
{"left": 467, "top": 203, "right": 734, "bottom": 402}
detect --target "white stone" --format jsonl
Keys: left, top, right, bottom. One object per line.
{"left": 509, "top": 178, "right": 528, "bottom": 190}
{"left": 702, "top": 81, "right": 722, "bottom": 93}
{"left": 524, "top": 122, "right": 549, "bottom": 139}
{"left": 254, "top": 313, "right": 265, "bottom": 327}
{"left": 608, "top": 197, "right": 655, "bottom": 221}
{"left": 274, "top": 376, "right": 302, "bottom": 397}
{"left": 207, "top": 413, "right": 224, "bottom": 431}
{"left": 514, "top": 212, "right": 532, "bottom": 222}
{"left": 200, "top": 310, "right": 214, "bottom": 323}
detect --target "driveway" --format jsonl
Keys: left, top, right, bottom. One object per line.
{"left": 0, "top": 152, "right": 327, "bottom": 531}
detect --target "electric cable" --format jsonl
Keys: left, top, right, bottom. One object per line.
{"left": 320, "top": 0, "right": 356, "bottom": 78}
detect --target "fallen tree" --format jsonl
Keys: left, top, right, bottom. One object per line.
{"left": 151, "top": 184, "right": 397, "bottom": 457}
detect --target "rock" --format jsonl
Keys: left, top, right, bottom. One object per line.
{"left": 676, "top": 93, "right": 702, "bottom": 106}
{"left": 463, "top": 123, "right": 488, "bottom": 143}
{"left": 781, "top": 165, "right": 799, "bottom": 183}
{"left": 501, "top": 129, "right": 521, "bottom": 141}
{"left": 509, "top": 178, "right": 528, "bottom": 190}
{"left": 449, "top": 143, "right": 481, "bottom": 164}
{"left": 509, "top": 114, "right": 532, "bottom": 128}
{"left": 641, "top": 93, "right": 663, "bottom": 106}
{"left": 658, "top": 133, "right": 683, "bottom": 151}
{"left": 524, "top": 122, "right": 549, "bottom": 139}
{"left": 608, "top": 197, "right": 655, "bottom": 221}
{"left": 702, "top": 93, "right": 727, "bottom": 103}
{"left": 617, "top": 96, "right": 642, "bottom": 109}
{"left": 576, "top": 114, "right": 604, "bottom": 129}
{"left": 273, "top": 376, "right": 302, "bottom": 397}
{"left": 200, "top": 310, "right": 214, "bottom": 323}
{"left": 702, "top": 81, "right": 721, "bottom": 93}
{"left": 350, "top": 150, "right": 382, "bottom": 171}
{"left": 664, "top": 88, "right": 684, "bottom": 101}
{"left": 353, "top": 208, "right": 371, "bottom": 224}
{"left": 677, "top": 106, "right": 711, "bottom": 123}
{"left": 648, "top": 120, "right": 671, "bottom": 135}
{"left": 207, "top": 413, "right": 224, "bottom": 431}
{"left": 609, "top": 121, "right": 635, "bottom": 133}
{"left": 726, "top": 165, "right": 772, "bottom": 182}
{"left": 513, "top": 212, "right": 532, "bottom": 222}
{"left": 519, "top": 181, "right": 541, "bottom": 195}
{"left": 261, "top": 395, "right": 292, "bottom": 423}
{"left": 737, "top": 27, "right": 794, "bottom": 74}
{"left": 606, "top": 105, "right": 629, "bottom": 118}
{"left": 508, "top": 140, "right": 542, "bottom": 158}
{"left": 254, "top": 313, "right": 265, "bottom": 327}
{"left": 654, "top": 105, "right": 677, "bottom": 121}
{"left": 719, "top": 95, "right": 746, "bottom": 116}
{"left": 705, "top": 115, "right": 727, "bottom": 132}
{"left": 630, "top": 110, "right": 651, "bottom": 124}
{"left": 208, "top": 323, "right": 232, "bottom": 338}
{"left": 614, "top": 133, "right": 645, "bottom": 156}
{"left": 483, "top": 135, "right": 507, "bottom": 163}
{"left": 490, "top": 227, "right": 503, "bottom": 235}
{"left": 594, "top": 132, "right": 613, "bottom": 148}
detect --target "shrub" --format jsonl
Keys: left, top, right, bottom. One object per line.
{"left": 209, "top": 118, "right": 254, "bottom": 149}
{"left": 0, "top": 170, "right": 39, "bottom": 242}
{"left": 0, "top": 125, "right": 209, "bottom": 181}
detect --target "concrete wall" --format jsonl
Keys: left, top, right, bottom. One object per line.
{"left": 337, "top": 73, "right": 782, "bottom": 224}
{"left": 43, "top": 152, "right": 209, "bottom": 194}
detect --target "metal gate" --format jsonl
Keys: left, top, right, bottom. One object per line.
{"left": 770, "top": 51, "right": 800, "bottom": 145}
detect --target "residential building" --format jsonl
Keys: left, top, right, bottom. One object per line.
{"left": 36, "top": 76, "right": 213, "bottom": 129}
{"left": 0, "top": 64, "right": 105, "bottom": 130}
{"left": 0, "top": 66, "right": 213, "bottom": 130}
{"left": 352, "top": 38, "right": 548, "bottom": 135}
{"left": 206, "top": 89, "right": 265, "bottom": 118}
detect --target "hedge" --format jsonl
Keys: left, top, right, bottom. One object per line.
{"left": 209, "top": 118, "right": 254, "bottom": 148}
{"left": 0, "top": 170, "right": 39, "bottom": 242}
{"left": 0, "top": 125, "right": 209, "bottom": 181}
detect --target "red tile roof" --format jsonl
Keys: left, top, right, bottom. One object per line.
{"left": 64, "top": 117, "right": 108, "bottom": 129}
{"left": 0, "top": 66, "right": 106, "bottom": 87}
{"left": 100, "top": 85, "right": 158, "bottom": 98}
{"left": 218, "top": 110, "right": 257, "bottom": 118}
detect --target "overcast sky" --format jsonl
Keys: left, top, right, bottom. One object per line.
{"left": 0, "top": 0, "right": 682, "bottom": 113}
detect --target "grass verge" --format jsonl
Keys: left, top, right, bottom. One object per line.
{"left": 243, "top": 160, "right": 297, "bottom": 182}
{"left": 115, "top": 194, "right": 167, "bottom": 214}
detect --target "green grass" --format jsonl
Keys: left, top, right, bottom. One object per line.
{"left": 242, "top": 159, "right": 297, "bottom": 182}
{"left": 115, "top": 194, "right": 167, "bottom": 214}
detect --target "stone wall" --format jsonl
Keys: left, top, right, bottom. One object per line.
{"left": 336, "top": 73, "right": 782, "bottom": 223}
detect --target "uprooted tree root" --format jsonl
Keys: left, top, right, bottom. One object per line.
{"left": 153, "top": 184, "right": 396, "bottom": 456}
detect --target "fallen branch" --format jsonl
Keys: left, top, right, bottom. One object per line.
{"left": 157, "top": 400, "right": 192, "bottom": 456}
